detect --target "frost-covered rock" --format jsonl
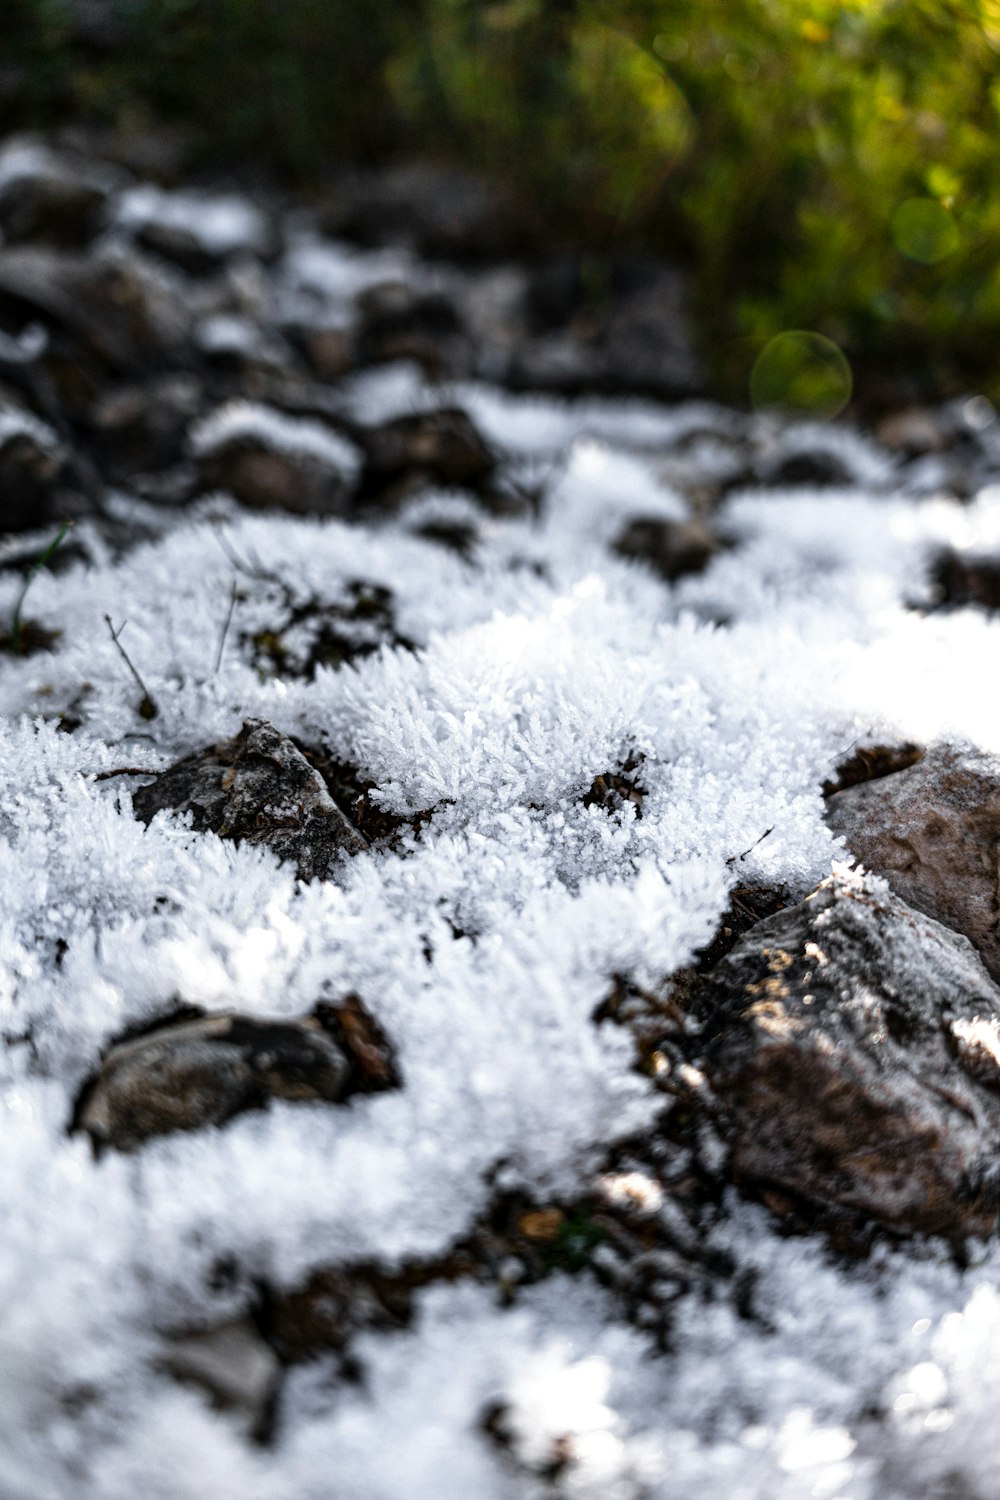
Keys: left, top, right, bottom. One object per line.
{"left": 113, "top": 184, "right": 275, "bottom": 270}
{"left": 827, "top": 745, "right": 1000, "bottom": 982}
{"left": 190, "top": 401, "right": 361, "bottom": 514}
{"left": 131, "top": 718, "right": 368, "bottom": 878}
{"left": 698, "top": 870, "right": 1000, "bottom": 1239}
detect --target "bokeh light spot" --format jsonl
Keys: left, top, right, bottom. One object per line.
{"left": 892, "top": 198, "right": 960, "bottom": 264}
{"left": 750, "top": 331, "right": 853, "bottom": 419}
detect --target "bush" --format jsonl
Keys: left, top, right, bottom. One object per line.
{"left": 7, "top": 0, "right": 1000, "bottom": 401}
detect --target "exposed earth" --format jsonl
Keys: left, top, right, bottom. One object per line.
{"left": 3, "top": 133, "right": 1000, "bottom": 1500}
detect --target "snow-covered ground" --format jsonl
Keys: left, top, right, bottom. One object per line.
{"left": 3, "top": 159, "right": 1000, "bottom": 1497}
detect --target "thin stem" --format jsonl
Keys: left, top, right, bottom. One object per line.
{"left": 104, "top": 615, "right": 158, "bottom": 720}
{"left": 11, "top": 520, "right": 72, "bottom": 652}
{"left": 214, "top": 578, "right": 239, "bottom": 675}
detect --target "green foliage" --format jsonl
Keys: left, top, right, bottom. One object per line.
{"left": 6, "top": 519, "right": 71, "bottom": 656}
{"left": 7, "top": 0, "right": 1000, "bottom": 399}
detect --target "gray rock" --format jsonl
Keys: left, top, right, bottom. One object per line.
{"left": 190, "top": 402, "right": 360, "bottom": 515}
{"left": 161, "top": 1318, "right": 280, "bottom": 1443}
{"left": 131, "top": 718, "right": 367, "bottom": 879}
{"left": 826, "top": 745, "right": 1000, "bottom": 982}
{"left": 696, "top": 870, "right": 1000, "bottom": 1240}
{"left": 76, "top": 1010, "right": 352, "bottom": 1151}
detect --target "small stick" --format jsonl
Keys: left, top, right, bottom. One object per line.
{"left": 214, "top": 578, "right": 239, "bottom": 675}
{"left": 104, "top": 614, "right": 158, "bottom": 720}
{"left": 725, "top": 825, "right": 775, "bottom": 867}
{"left": 93, "top": 766, "right": 160, "bottom": 782}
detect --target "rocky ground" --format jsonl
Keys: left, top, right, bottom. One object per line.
{"left": 3, "top": 133, "right": 1000, "bottom": 1499}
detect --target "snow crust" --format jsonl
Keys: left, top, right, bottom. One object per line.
{"left": 3, "top": 351, "right": 1000, "bottom": 1496}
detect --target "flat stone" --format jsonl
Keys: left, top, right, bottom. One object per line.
{"left": 826, "top": 745, "right": 1000, "bottom": 982}
{"left": 696, "top": 870, "right": 1000, "bottom": 1240}
{"left": 131, "top": 718, "right": 367, "bottom": 879}
{"left": 76, "top": 1010, "right": 352, "bottom": 1151}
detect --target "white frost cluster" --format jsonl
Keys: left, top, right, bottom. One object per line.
{"left": 188, "top": 399, "right": 362, "bottom": 477}
{"left": 2, "top": 338, "right": 1000, "bottom": 1498}
{"left": 113, "top": 184, "right": 270, "bottom": 258}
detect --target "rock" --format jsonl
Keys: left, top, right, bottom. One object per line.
{"left": 314, "top": 992, "right": 401, "bottom": 1092}
{"left": 359, "top": 408, "right": 494, "bottom": 500}
{"left": 190, "top": 401, "right": 361, "bottom": 514}
{"left": 356, "top": 282, "right": 470, "bottom": 379}
{"left": 0, "top": 243, "right": 192, "bottom": 379}
{"left": 826, "top": 745, "right": 1000, "bottom": 983}
{"left": 822, "top": 741, "right": 925, "bottom": 797}
{"left": 76, "top": 1010, "right": 353, "bottom": 1150}
{"left": 761, "top": 449, "right": 854, "bottom": 488}
{"left": 112, "top": 185, "right": 276, "bottom": 273}
{"left": 696, "top": 870, "right": 1000, "bottom": 1240}
{"left": 161, "top": 1318, "right": 280, "bottom": 1442}
{"left": 876, "top": 406, "right": 949, "bottom": 455}
{"left": 514, "top": 254, "right": 702, "bottom": 399}
{"left": 0, "top": 405, "right": 68, "bottom": 533}
{"left": 614, "top": 516, "right": 720, "bottom": 583}
{"left": 87, "top": 373, "right": 203, "bottom": 482}
{"left": 928, "top": 549, "right": 1000, "bottom": 613}
{"left": 299, "top": 323, "right": 355, "bottom": 381}
{"left": 322, "top": 162, "right": 533, "bottom": 260}
{"left": 0, "top": 138, "right": 118, "bottom": 247}
{"left": 131, "top": 718, "right": 368, "bottom": 879}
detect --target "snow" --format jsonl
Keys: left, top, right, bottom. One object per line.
{"left": 3, "top": 358, "right": 1000, "bottom": 1497}
{"left": 113, "top": 185, "right": 269, "bottom": 258}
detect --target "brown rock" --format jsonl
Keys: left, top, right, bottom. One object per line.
{"left": 131, "top": 718, "right": 368, "bottom": 880}
{"left": 359, "top": 408, "right": 494, "bottom": 498}
{"left": 697, "top": 870, "right": 1000, "bottom": 1240}
{"left": 826, "top": 745, "right": 1000, "bottom": 982}
{"left": 614, "top": 516, "right": 720, "bottom": 583}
